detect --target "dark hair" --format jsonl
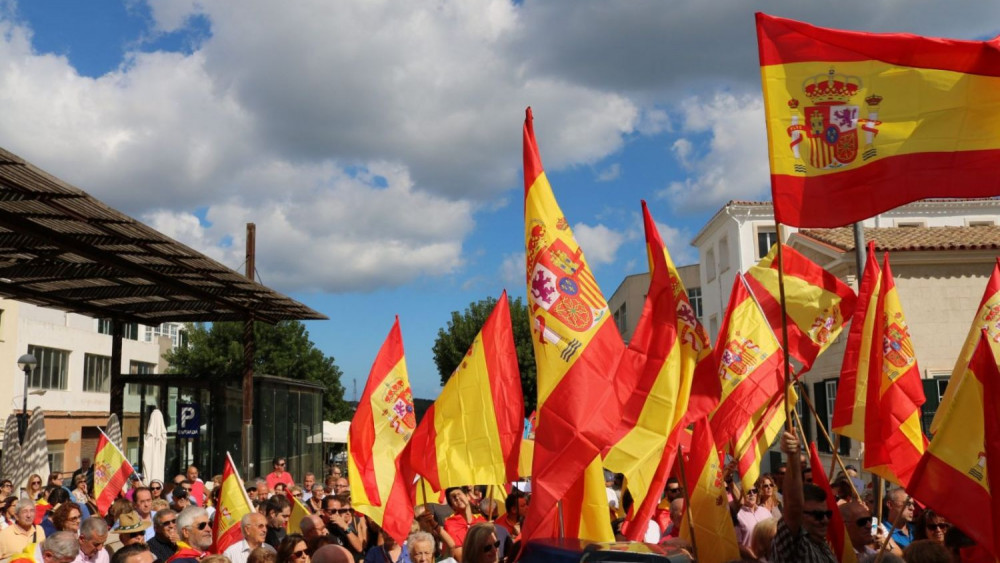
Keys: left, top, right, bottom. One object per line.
{"left": 504, "top": 490, "right": 524, "bottom": 512}
{"left": 914, "top": 508, "right": 947, "bottom": 541}
{"left": 666, "top": 477, "right": 679, "bottom": 486}
{"left": 444, "top": 487, "right": 463, "bottom": 504}
{"left": 463, "top": 523, "right": 498, "bottom": 563}
{"left": 111, "top": 544, "right": 152, "bottom": 563}
{"left": 902, "top": 539, "right": 952, "bottom": 563}
{"left": 802, "top": 483, "right": 827, "bottom": 504}
{"left": 276, "top": 533, "right": 307, "bottom": 563}
{"left": 265, "top": 495, "right": 291, "bottom": 516}
{"left": 47, "top": 487, "right": 70, "bottom": 505}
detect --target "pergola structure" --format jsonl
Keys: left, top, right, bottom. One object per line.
{"left": 0, "top": 147, "right": 326, "bottom": 470}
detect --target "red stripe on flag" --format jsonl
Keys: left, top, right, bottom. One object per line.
{"left": 406, "top": 404, "right": 441, "bottom": 492}
{"left": 911, "top": 451, "right": 995, "bottom": 556}
{"left": 97, "top": 463, "right": 133, "bottom": 516}
{"left": 832, "top": 242, "right": 880, "bottom": 431}
{"left": 523, "top": 108, "right": 544, "bottom": 194}
{"left": 980, "top": 331, "right": 1000, "bottom": 558}
{"left": 482, "top": 292, "right": 525, "bottom": 484}
{"left": 808, "top": 443, "right": 854, "bottom": 563}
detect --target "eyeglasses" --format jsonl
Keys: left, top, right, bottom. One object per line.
{"left": 803, "top": 510, "right": 833, "bottom": 521}
{"left": 67, "top": 516, "right": 81, "bottom": 522}
{"left": 292, "top": 550, "right": 308, "bottom": 558}
{"left": 855, "top": 517, "right": 874, "bottom": 528}
{"left": 926, "top": 522, "right": 951, "bottom": 531}
{"left": 151, "top": 486, "right": 162, "bottom": 491}
{"left": 194, "top": 521, "right": 210, "bottom": 530}
{"left": 482, "top": 541, "right": 500, "bottom": 553}
{"left": 761, "top": 483, "right": 774, "bottom": 489}
{"left": 182, "top": 486, "right": 192, "bottom": 492}
{"left": 666, "top": 488, "right": 681, "bottom": 495}
{"left": 160, "top": 519, "right": 177, "bottom": 527}
{"left": 746, "top": 489, "right": 758, "bottom": 495}
{"left": 325, "top": 508, "right": 352, "bottom": 515}
{"left": 30, "top": 481, "right": 40, "bottom": 486}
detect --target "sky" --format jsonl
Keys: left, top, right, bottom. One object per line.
{"left": 3, "top": 1, "right": 999, "bottom": 405}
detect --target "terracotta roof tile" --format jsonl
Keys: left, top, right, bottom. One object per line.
{"left": 798, "top": 226, "right": 1000, "bottom": 252}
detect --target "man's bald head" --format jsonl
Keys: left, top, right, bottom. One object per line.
{"left": 312, "top": 545, "right": 353, "bottom": 563}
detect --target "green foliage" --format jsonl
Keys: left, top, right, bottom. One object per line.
{"left": 165, "top": 321, "right": 352, "bottom": 421}
{"left": 431, "top": 296, "right": 536, "bottom": 414}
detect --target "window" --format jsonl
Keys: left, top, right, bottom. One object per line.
{"left": 708, "top": 315, "right": 719, "bottom": 341}
{"left": 895, "top": 221, "right": 925, "bottom": 228}
{"left": 26, "top": 345, "right": 68, "bottom": 389}
{"left": 968, "top": 220, "right": 995, "bottom": 227}
{"left": 705, "top": 248, "right": 716, "bottom": 281}
{"left": 613, "top": 303, "right": 627, "bottom": 337}
{"left": 130, "top": 361, "right": 156, "bottom": 375}
{"left": 757, "top": 227, "right": 779, "bottom": 259}
{"left": 718, "top": 236, "right": 730, "bottom": 273}
{"left": 83, "top": 354, "right": 112, "bottom": 392}
{"left": 687, "top": 287, "right": 703, "bottom": 319}
{"left": 812, "top": 379, "right": 850, "bottom": 454}
{"left": 144, "top": 322, "right": 188, "bottom": 349}
{"left": 47, "top": 441, "right": 65, "bottom": 474}
{"left": 97, "top": 319, "right": 139, "bottom": 340}
{"left": 920, "top": 373, "right": 950, "bottom": 436}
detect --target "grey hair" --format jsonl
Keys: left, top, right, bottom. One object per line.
{"left": 154, "top": 509, "right": 178, "bottom": 527}
{"left": 80, "top": 516, "right": 109, "bottom": 539}
{"left": 177, "top": 506, "right": 209, "bottom": 532}
{"left": 406, "top": 531, "right": 435, "bottom": 557}
{"left": 43, "top": 531, "right": 81, "bottom": 559}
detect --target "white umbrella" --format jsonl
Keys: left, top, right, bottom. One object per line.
{"left": 105, "top": 414, "right": 123, "bottom": 451}
{"left": 142, "top": 409, "right": 167, "bottom": 483}
{"left": 324, "top": 421, "right": 350, "bottom": 443}
{"left": 2, "top": 414, "right": 24, "bottom": 490}
{"left": 22, "top": 408, "right": 49, "bottom": 491}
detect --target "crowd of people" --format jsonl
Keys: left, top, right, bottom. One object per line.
{"left": 0, "top": 444, "right": 988, "bottom": 563}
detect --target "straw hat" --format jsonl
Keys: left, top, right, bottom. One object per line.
{"left": 112, "top": 511, "right": 152, "bottom": 534}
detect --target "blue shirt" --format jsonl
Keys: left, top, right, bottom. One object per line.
{"left": 890, "top": 523, "right": 916, "bottom": 548}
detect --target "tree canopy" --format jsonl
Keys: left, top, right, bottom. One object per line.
{"left": 165, "top": 320, "right": 352, "bottom": 421}
{"left": 431, "top": 296, "right": 536, "bottom": 414}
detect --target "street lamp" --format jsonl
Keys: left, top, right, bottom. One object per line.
{"left": 16, "top": 353, "right": 36, "bottom": 445}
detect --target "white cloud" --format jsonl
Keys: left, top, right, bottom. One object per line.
{"left": 595, "top": 163, "right": 620, "bottom": 182}
{"left": 573, "top": 223, "right": 625, "bottom": 266}
{"left": 499, "top": 252, "right": 526, "bottom": 288}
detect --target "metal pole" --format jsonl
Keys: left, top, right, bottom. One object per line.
{"left": 242, "top": 223, "right": 256, "bottom": 478}
{"left": 19, "top": 367, "right": 28, "bottom": 445}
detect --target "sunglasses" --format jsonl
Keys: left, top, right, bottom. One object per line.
{"left": 746, "top": 489, "right": 758, "bottom": 495}
{"left": 855, "top": 517, "right": 874, "bottom": 528}
{"left": 325, "top": 508, "right": 352, "bottom": 515}
{"left": 761, "top": 483, "right": 774, "bottom": 489}
{"left": 160, "top": 519, "right": 177, "bottom": 527}
{"left": 190, "top": 521, "right": 210, "bottom": 530}
{"left": 666, "top": 488, "right": 681, "bottom": 494}
{"left": 927, "top": 523, "right": 951, "bottom": 531}
{"left": 151, "top": 486, "right": 162, "bottom": 491}
{"left": 803, "top": 510, "right": 833, "bottom": 521}
{"left": 292, "top": 550, "right": 307, "bottom": 558}
{"left": 30, "top": 481, "right": 40, "bottom": 486}
{"left": 483, "top": 541, "right": 500, "bottom": 553}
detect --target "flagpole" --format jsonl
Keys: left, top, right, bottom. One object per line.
{"left": 773, "top": 222, "right": 794, "bottom": 433}
{"left": 794, "top": 383, "right": 862, "bottom": 502}
{"left": 675, "top": 445, "right": 698, "bottom": 561}
{"left": 873, "top": 494, "right": 911, "bottom": 563}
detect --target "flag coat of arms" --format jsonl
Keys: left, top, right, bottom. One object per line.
{"left": 756, "top": 12, "right": 1000, "bottom": 227}
{"left": 93, "top": 429, "right": 134, "bottom": 515}
{"left": 212, "top": 453, "right": 254, "bottom": 553}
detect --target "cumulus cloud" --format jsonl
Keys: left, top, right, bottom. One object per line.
{"left": 573, "top": 223, "right": 625, "bottom": 267}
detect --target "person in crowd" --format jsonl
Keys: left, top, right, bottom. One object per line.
{"left": 770, "top": 431, "right": 836, "bottom": 562}
{"left": 912, "top": 509, "right": 949, "bottom": 544}
{"left": 494, "top": 491, "right": 524, "bottom": 543}
{"left": 322, "top": 495, "right": 363, "bottom": 562}
{"left": 273, "top": 484, "right": 287, "bottom": 499}
{"left": 40, "top": 489, "right": 72, "bottom": 535}
{"left": 223, "top": 513, "right": 270, "bottom": 563}
{"left": 462, "top": 523, "right": 499, "bottom": 563}
{"left": 1, "top": 497, "right": 18, "bottom": 529}
{"left": 255, "top": 481, "right": 271, "bottom": 502}
{"left": 363, "top": 529, "right": 406, "bottom": 563}
{"left": 735, "top": 484, "right": 773, "bottom": 547}
{"left": 275, "top": 534, "right": 309, "bottom": 563}
{"left": 147, "top": 509, "right": 179, "bottom": 563}
{"left": 111, "top": 543, "right": 155, "bottom": 563}
{"left": 31, "top": 531, "right": 79, "bottom": 563}
{"left": 72, "top": 460, "right": 94, "bottom": 493}
{"left": 300, "top": 476, "right": 316, "bottom": 503}
{"left": 839, "top": 501, "right": 895, "bottom": 556}
{"left": 749, "top": 517, "right": 777, "bottom": 561}
{"left": 413, "top": 506, "right": 453, "bottom": 560}
{"left": 306, "top": 486, "right": 324, "bottom": 516}
{"left": 405, "top": 532, "right": 433, "bottom": 563}
{"left": 322, "top": 478, "right": 335, "bottom": 499}
{"left": 51, "top": 503, "right": 82, "bottom": 534}
{"left": 661, "top": 498, "right": 685, "bottom": 540}
{"left": 0, "top": 480, "right": 12, "bottom": 497}
{"left": 166, "top": 507, "right": 212, "bottom": 563}
{"left": 110, "top": 512, "right": 152, "bottom": 552}
{"left": 773, "top": 464, "right": 787, "bottom": 497}
{"left": 884, "top": 489, "right": 916, "bottom": 550}
{"left": 266, "top": 460, "right": 294, "bottom": 493}
{"left": 26, "top": 475, "right": 44, "bottom": 501}
{"left": 331, "top": 480, "right": 349, "bottom": 498}
{"left": 169, "top": 489, "right": 190, "bottom": 514}
{"left": 901, "top": 539, "right": 952, "bottom": 563}
{"left": 76, "top": 516, "right": 110, "bottom": 563}
{"left": 442, "top": 488, "right": 485, "bottom": 562}
{"left": 185, "top": 468, "right": 204, "bottom": 508}
{"left": 757, "top": 474, "right": 782, "bottom": 518}
{"left": 298, "top": 515, "right": 326, "bottom": 548}
{"left": 72, "top": 476, "right": 90, "bottom": 506}
{"left": 247, "top": 546, "right": 277, "bottom": 563}
{"left": 131, "top": 488, "right": 154, "bottom": 541}
{"left": 150, "top": 501, "right": 170, "bottom": 515}
{"left": 264, "top": 496, "right": 290, "bottom": 548}
{"left": 0, "top": 496, "right": 44, "bottom": 558}
{"left": 149, "top": 482, "right": 165, "bottom": 502}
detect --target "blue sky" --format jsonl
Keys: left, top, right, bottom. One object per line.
{"left": 3, "top": 1, "right": 999, "bottom": 404}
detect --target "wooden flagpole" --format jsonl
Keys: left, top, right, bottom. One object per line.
{"left": 794, "top": 383, "right": 862, "bottom": 501}
{"left": 676, "top": 444, "right": 699, "bottom": 560}
{"left": 772, "top": 222, "right": 794, "bottom": 433}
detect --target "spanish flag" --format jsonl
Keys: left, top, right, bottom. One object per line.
{"left": 709, "top": 274, "right": 785, "bottom": 449}
{"left": 832, "top": 242, "right": 881, "bottom": 441}
{"left": 212, "top": 453, "right": 254, "bottom": 553}
{"left": 910, "top": 331, "right": 999, "bottom": 557}
{"left": 679, "top": 417, "right": 740, "bottom": 562}
{"left": 406, "top": 291, "right": 524, "bottom": 492}
{"left": 93, "top": 429, "right": 134, "bottom": 515}
{"left": 732, "top": 386, "right": 795, "bottom": 495}
{"left": 521, "top": 108, "right": 626, "bottom": 543}
{"left": 745, "top": 244, "right": 856, "bottom": 371}
{"left": 756, "top": 13, "right": 1000, "bottom": 228}
{"left": 864, "top": 255, "right": 926, "bottom": 487}
{"left": 807, "top": 443, "right": 858, "bottom": 563}
{"left": 285, "top": 489, "right": 312, "bottom": 534}
{"left": 930, "top": 258, "right": 1000, "bottom": 435}
{"left": 604, "top": 201, "right": 717, "bottom": 541}
{"left": 347, "top": 318, "right": 416, "bottom": 544}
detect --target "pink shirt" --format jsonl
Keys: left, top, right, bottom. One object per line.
{"left": 266, "top": 471, "right": 294, "bottom": 491}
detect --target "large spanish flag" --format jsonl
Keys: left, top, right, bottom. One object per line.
{"left": 930, "top": 258, "right": 1000, "bottom": 434}
{"left": 93, "top": 429, "right": 134, "bottom": 515}
{"left": 807, "top": 442, "right": 858, "bottom": 563}
{"left": 745, "top": 244, "right": 856, "bottom": 371}
{"left": 347, "top": 318, "right": 416, "bottom": 544}
{"left": 832, "top": 242, "right": 881, "bottom": 441}
{"left": 678, "top": 418, "right": 740, "bottom": 562}
{"left": 407, "top": 291, "right": 523, "bottom": 492}
{"left": 910, "top": 331, "right": 999, "bottom": 557}
{"left": 863, "top": 256, "right": 926, "bottom": 487}
{"left": 212, "top": 453, "right": 254, "bottom": 553}
{"left": 603, "top": 201, "right": 717, "bottom": 540}
{"left": 756, "top": 13, "right": 1000, "bottom": 228}
{"left": 522, "top": 108, "right": 626, "bottom": 543}
{"left": 709, "top": 274, "right": 785, "bottom": 449}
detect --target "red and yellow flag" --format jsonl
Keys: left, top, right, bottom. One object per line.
{"left": 679, "top": 418, "right": 740, "bottom": 562}
{"left": 911, "top": 331, "right": 999, "bottom": 557}
{"left": 93, "top": 428, "right": 134, "bottom": 515}
{"left": 733, "top": 386, "right": 795, "bottom": 495}
{"left": 756, "top": 13, "right": 1000, "bottom": 228}
{"left": 521, "top": 108, "right": 626, "bottom": 543}
{"left": 285, "top": 489, "right": 312, "bottom": 534}
{"left": 407, "top": 291, "right": 524, "bottom": 491}
{"left": 931, "top": 258, "right": 1000, "bottom": 434}
{"left": 347, "top": 318, "right": 416, "bottom": 544}
{"left": 832, "top": 242, "right": 881, "bottom": 441}
{"left": 864, "top": 255, "right": 926, "bottom": 487}
{"left": 807, "top": 443, "right": 858, "bottom": 563}
{"left": 604, "top": 201, "right": 717, "bottom": 540}
{"left": 709, "top": 274, "right": 785, "bottom": 449}
{"left": 212, "top": 453, "right": 254, "bottom": 553}
{"left": 745, "top": 244, "right": 856, "bottom": 371}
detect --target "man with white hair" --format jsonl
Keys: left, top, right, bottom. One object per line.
{"left": 32, "top": 531, "right": 80, "bottom": 563}
{"left": 0, "top": 497, "right": 45, "bottom": 558}
{"left": 165, "top": 508, "right": 212, "bottom": 563}
{"left": 222, "top": 513, "right": 269, "bottom": 563}
{"left": 75, "top": 517, "right": 110, "bottom": 563}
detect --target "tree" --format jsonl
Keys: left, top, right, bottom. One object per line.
{"left": 165, "top": 320, "right": 352, "bottom": 421}
{"left": 431, "top": 296, "right": 536, "bottom": 414}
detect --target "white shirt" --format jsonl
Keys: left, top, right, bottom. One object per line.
{"left": 73, "top": 546, "right": 110, "bottom": 563}
{"left": 223, "top": 539, "right": 270, "bottom": 563}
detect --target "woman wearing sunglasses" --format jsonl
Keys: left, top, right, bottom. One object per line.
{"left": 463, "top": 523, "right": 500, "bottom": 563}
{"left": 277, "top": 533, "right": 310, "bottom": 563}
{"left": 25, "top": 474, "right": 42, "bottom": 501}
{"left": 913, "top": 508, "right": 950, "bottom": 544}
